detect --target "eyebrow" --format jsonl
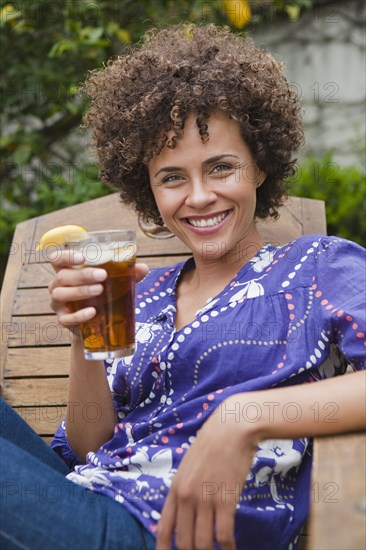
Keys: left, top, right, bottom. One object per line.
{"left": 153, "top": 154, "right": 240, "bottom": 178}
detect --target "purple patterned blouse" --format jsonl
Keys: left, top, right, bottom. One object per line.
{"left": 51, "top": 234, "right": 366, "bottom": 550}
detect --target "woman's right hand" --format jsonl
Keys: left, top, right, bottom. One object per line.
{"left": 47, "top": 250, "right": 149, "bottom": 332}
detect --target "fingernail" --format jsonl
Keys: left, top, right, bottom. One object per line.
{"left": 83, "top": 307, "right": 95, "bottom": 318}
{"left": 93, "top": 270, "right": 107, "bottom": 281}
{"left": 89, "top": 284, "right": 102, "bottom": 294}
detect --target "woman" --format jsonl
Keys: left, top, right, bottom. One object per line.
{"left": 1, "top": 24, "right": 365, "bottom": 550}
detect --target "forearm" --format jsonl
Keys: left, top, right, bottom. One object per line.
{"left": 66, "top": 336, "right": 117, "bottom": 461}
{"left": 222, "top": 370, "right": 366, "bottom": 445}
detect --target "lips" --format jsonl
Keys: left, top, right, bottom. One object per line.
{"left": 181, "top": 209, "right": 233, "bottom": 235}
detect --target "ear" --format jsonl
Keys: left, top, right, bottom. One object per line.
{"left": 256, "top": 170, "right": 267, "bottom": 188}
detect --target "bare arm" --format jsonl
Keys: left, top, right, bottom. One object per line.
{"left": 65, "top": 337, "right": 117, "bottom": 462}
{"left": 157, "top": 370, "right": 366, "bottom": 550}
{"left": 223, "top": 369, "right": 366, "bottom": 442}
{"left": 48, "top": 250, "right": 148, "bottom": 461}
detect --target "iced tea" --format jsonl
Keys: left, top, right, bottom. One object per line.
{"left": 69, "top": 231, "right": 136, "bottom": 360}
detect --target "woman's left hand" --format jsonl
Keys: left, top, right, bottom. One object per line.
{"left": 156, "top": 396, "right": 258, "bottom": 550}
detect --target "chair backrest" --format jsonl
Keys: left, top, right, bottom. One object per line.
{"left": 2, "top": 194, "right": 366, "bottom": 550}
{"left": 0, "top": 193, "right": 326, "bottom": 442}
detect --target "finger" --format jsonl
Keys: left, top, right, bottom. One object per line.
{"left": 49, "top": 262, "right": 145, "bottom": 291}
{"left": 49, "top": 250, "right": 85, "bottom": 271}
{"left": 175, "top": 497, "right": 195, "bottom": 550}
{"left": 54, "top": 304, "right": 96, "bottom": 328}
{"left": 49, "top": 250, "right": 148, "bottom": 275}
{"left": 214, "top": 503, "right": 237, "bottom": 550}
{"left": 194, "top": 504, "right": 214, "bottom": 550}
{"left": 50, "top": 282, "right": 104, "bottom": 304}
{"left": 135, "top": 262, "right": 149, "bottom": 282}
{"left": 48, "top": 266, "right": 107, "bottom": 294}
{"left": 156, "top": 492, "right": 177, "bottom": 550}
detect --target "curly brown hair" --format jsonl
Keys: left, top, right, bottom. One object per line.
{"left": 82, "top": 23, "right": 304, "bottom": 224}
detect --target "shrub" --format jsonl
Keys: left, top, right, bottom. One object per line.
{"left": 0, "top": 162, "right": 111, "bottom": 284}
{"left": 287, "top": 152, "right": 365, "bottom": 246}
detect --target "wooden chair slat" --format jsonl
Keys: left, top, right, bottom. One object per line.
{"left": 3, "top": 377, "right": 68, "bottom": 407}
{"left": 18, "top": 262, "right": 56, "bottom": 288}
{"left": 257, "top": 197, "right": 327, "bottom": 246}
{"left": 15, "top": 253, "right": 192, "bottom": 314}
{"left": 4, "top": 348, "right": 70, "bottom": 378}
{"left": 18, "top": 256, "right": 192, "bottom": 289}
{"left": 310, "top": 433, "right": 366, "bottom": 550}
{"left": 1, "top": 194, "right": 363, "bottom": 550}
{"left": 14, "top": 288, "right": 51, "bottom": 315}
{"left": 27, "top": 194, "right": 189, "bottom": 264}
{"left": 1, "top": 220, "right": 37, "bottom": 382}
{"left": 14, "top": 406, "right": 67, "bottom": 435}
{"left": 21, "top": 195, "right": 326, "bottom": 265}
{"left": 6, "top": 316, "right": 72, "bottom": 347}
{"left": 300, "top": 196, "right": 327, "bottom": 235}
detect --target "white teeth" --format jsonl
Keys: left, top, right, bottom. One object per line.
{"left": 188, "top": 211, "right": 227, "bottom": 227}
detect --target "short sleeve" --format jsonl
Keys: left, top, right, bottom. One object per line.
{"left": 314, "top": 237, "right": 366, "bottom": 370}
{"left": 50, "top": 420, "right": 83, "bottom": 469}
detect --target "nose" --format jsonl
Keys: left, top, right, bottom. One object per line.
{"left": 184, "top": 177, "right": 217, "bottom": 209}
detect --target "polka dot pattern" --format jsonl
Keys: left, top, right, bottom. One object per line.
{"left": 61, "top": 235, "right": 365, "bottom": 550}
{"left": 313, "top": 281, "right": 366, "bottom": 349}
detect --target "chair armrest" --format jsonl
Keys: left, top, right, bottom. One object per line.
{"left": 308, "top": 432, "right": 366, "bottom": 549}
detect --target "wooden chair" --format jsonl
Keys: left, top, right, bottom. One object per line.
{"left": 1, "top": 193, "right": 365, "bottom": 549}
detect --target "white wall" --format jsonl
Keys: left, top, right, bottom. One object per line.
{"left": 250, "top": 1, "right": 365, "bottom": 167}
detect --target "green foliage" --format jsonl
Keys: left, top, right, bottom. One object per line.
{"left": 287, "top": 153, "right": 366, "bottom": 245}
{"left": 1, "top": 0, "right": 363, "bottom": 283}
{"left": 1, "top": 0, "right": 314, "bottom": 266}
{"left": 0, "top": 162, "right": 111, "bottom": 245}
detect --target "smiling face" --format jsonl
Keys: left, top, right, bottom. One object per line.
{"left": 148, "top": 111, "right": 266, "bottom": 266}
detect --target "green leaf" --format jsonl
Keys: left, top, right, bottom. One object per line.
{"left": 288, "top": 152, "right": 366, "bottom": 245}
{"left": 48, "top": 39, "right": 76, "bottom": 57}
{"left": 13, "top": 145, "right": 31, "bottom": 165}
{"left": 65, "top": 101, "right": 81, "bottom": 115}
{"left": 83, "top": 27, "right": 104, "bottom": 41}
{"left": 106, "top": 22, "right": 119, "bottom": 35}
{"left": 286, "top": 5, "right": 300, "bottom": 21}
{"left": 116, "top": 28, "right": 131, "bottom": 43}
{"left": 0, "top": 4, "right": 22, "bottom": 27}
{"left": 80, "top": 38, "right": 111, "bottom": 48}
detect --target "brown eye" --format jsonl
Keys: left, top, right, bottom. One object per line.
{"left": 161, "top": 174, "right": 184, "bottom": 185}
{"left": 211, "top": 163, "right": 232, "bottom": 174}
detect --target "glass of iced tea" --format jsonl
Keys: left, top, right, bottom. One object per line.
{"left": 66, "top": 229, "right": 137, "bottom": 360}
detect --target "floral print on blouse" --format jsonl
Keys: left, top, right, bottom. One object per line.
{"left": 51, "top": 235, "right": 366, "bottom": 550}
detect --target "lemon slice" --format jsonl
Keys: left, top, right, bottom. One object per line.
{"left": 112, "top": 243, "right": 136, "bottom": 263}
{"left": 36, "top": 225, "right": 88, "bottom": 250}
{"left": 82, "top": 244, "right": 114, "bottom": 266}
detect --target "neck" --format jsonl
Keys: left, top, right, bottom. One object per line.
{"left": 189, "top": 231, "right": 265, "bottom": 290}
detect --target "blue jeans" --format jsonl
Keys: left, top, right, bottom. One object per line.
{"left": 0, "top": 399, "right": 156, "bottom": 550}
